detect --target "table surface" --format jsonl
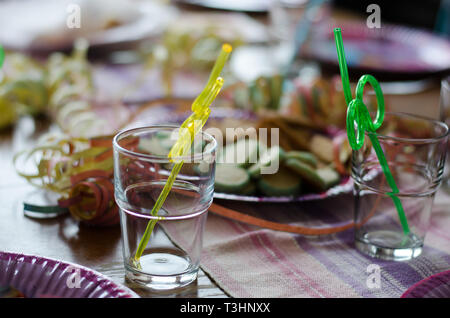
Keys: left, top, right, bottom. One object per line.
{"left": 0, "top": 3, "right": 444, "bottom": 298}
{"left": 0, "top": 114, "right": 228, "bottom": 298}
{"left": 0, "top": 83, "right": 441, "bottom": 297}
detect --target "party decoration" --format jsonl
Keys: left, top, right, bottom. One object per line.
{"left": 13, "top": 134, "right": 124, "bottom": 226}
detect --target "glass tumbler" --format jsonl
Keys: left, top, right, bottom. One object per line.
{"left": 352, "top": 112, "right": 448, "bottom": 261}
{"left": 439, "top": 76, "right": 450, "bottom": 190}
{"left": 113, "top": 126, "right": 217, "bottom": 290}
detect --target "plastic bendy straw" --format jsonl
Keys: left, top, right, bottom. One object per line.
{"left": 333, "top": 28, "right": 410, "bottom": 235}
{"left": 133, "top": 44, "right": 232, "bottom": 263}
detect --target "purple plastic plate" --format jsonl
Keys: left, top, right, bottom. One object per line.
{"left": 302, "top": 21, "right": 450, "bottom": 81}
{"left": 0, "top": 251, "right": 138, "bottom": 298}
{"left": 134, "top": 106, "right": 353, "bottom": 203}
{"left": 401, "top": 270, "right": 450, "bottom": 298}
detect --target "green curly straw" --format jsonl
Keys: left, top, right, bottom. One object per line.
{"left": 133, "top": 44, "right": 232, "bottom": 263}
{"left": 0, "top": 45, "right": 4, "bottom": 69}
{"left": 333, "top": 28, "right": 410, "bottom": 235}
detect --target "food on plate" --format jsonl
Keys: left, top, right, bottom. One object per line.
{"left": 316, "top": 167, "right": 341, "bottom": 190}
{"left": 258, "top": 166, "right": 302, "bottom": 197}
{"left": 248, "top": 146, "right": 284, "bottom": 178}
{"left": 309, "top": 134, "right": 334, "bottom": 163}
{"left": 197, "top": 109, "right": 353, "bottom": 197}
{"left": 215, "top": 165, "right": 251, "bottom": 194}
{"left": 281, "top": 76, "right": 348, "bottom": 128}
{"left": 213, "top": 136, "right": 345, "bottom": 197}
{"left": 222, "top": 74, "right": 284, "bottom": 112}
{"left": 285, "top": 151, "right": 318, "bottom": 168}
{"left": 217, "top": 137, "right": 259, "bottom": 167}
{"left": 255, "top": 114, "right": 319, "bottom": 151}
{"left": 285, "top": 158, "right": 339, "bottom": 192}
{"left": 147, "top": 130, "right": 343, "bottom": 197}
{"left": 221, "top": 72, "right": 384, "bottom": 134}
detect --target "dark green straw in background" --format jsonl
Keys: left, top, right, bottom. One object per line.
{"left": 333, "top": 28, "right": 410, "bottom": 235}
{"left": 0, "top": 45, "right": 4, "bottom": 68}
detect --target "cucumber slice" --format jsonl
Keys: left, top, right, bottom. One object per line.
{"left": 240, "top": 181, "right": 257, "bottom": 196}
{"left": 159, "top": 136, "right": 175, "bottom": 151}
{"left": 247, "top": 164, "right": 260, "bottom": 179}
{"left": 217, "top": 138, "right": 259, "bottom": 167}
{"left": 285, "top": 151, "right": 317, "bottom": 168}
{"left": 285, "top": 158, "right": 340, "bottom": 191}
{"left": 157, "top": 131, "right": 203, "bottom": 155}
{"left": 139, "top": 131, "right": 205, "bottom": 159}
{"left": 285, "top": 158, "right": 325, "bottom": 190}
{"left": 248, "top": 146, "right": 285, "bottom": 178}
{"left": 258, "top": 167, "right": 301, "bottom": 197}
{"left": 152, "top": 131, "right": 176, "bottom": 154}
{"left": 155, "top": 130, "right": 172, "bottom": 140}
{"left": 316, "top": 167, "right": 340, "bottom": 189}
{"left": 194, "top": 161, "right": 211, "bottom": 176}
{"left": 138, "top": 137, "right": 168, "bottom": 156}
{"left": 215, "top": 165, "right": 250, "bottom": 193}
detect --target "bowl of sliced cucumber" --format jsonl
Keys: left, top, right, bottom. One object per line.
{"left": 141, "top": 107, "right": 353, "bottom": 202}
{"left": 212, "top": 137, "right": 353, "bottom": 202}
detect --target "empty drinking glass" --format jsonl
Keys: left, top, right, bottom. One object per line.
{"left": 113, "top": 126, "right": 217, "bottom": 290}
{"left": 352, "top": 112, "right": 448, "bottom": 261}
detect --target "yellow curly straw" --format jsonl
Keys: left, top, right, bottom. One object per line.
{"left": 134, "top": 44, "right": 232, "bottom": 263}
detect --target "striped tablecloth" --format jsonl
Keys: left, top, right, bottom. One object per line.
{"left": 94, "top": 64, "right": 450, "bottom": 297}
{"left": 200, "top": 191, "right": 450, "bottom": 298}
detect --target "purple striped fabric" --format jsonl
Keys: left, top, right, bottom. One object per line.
{"left": 199, "top": 191, "right": 450, "bottom": 298}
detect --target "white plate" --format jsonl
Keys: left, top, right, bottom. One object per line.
{"left": 177, "top": 0, "right": 273, "bottom": 13}
{"left": 0, "top": 0, "right": 176, "bottom": 52}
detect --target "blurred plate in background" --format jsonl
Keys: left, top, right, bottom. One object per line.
{"left": 301, "top": 21, "right": 450, "bottom": 81}
{"left": 177, "top": 0, "right": 273, "bottom": 13}
{"left": 0, "top": 0, "right": 176, "bottom": 53}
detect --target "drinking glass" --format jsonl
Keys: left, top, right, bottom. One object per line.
{"left": 113, "top": 126, "right": 217, "bottom": 290}
{"left": 352, "top": 112, "right": 449, "bottom": 261}
{"left": 439, "top": 76, "right": 450, "bottom": 190}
